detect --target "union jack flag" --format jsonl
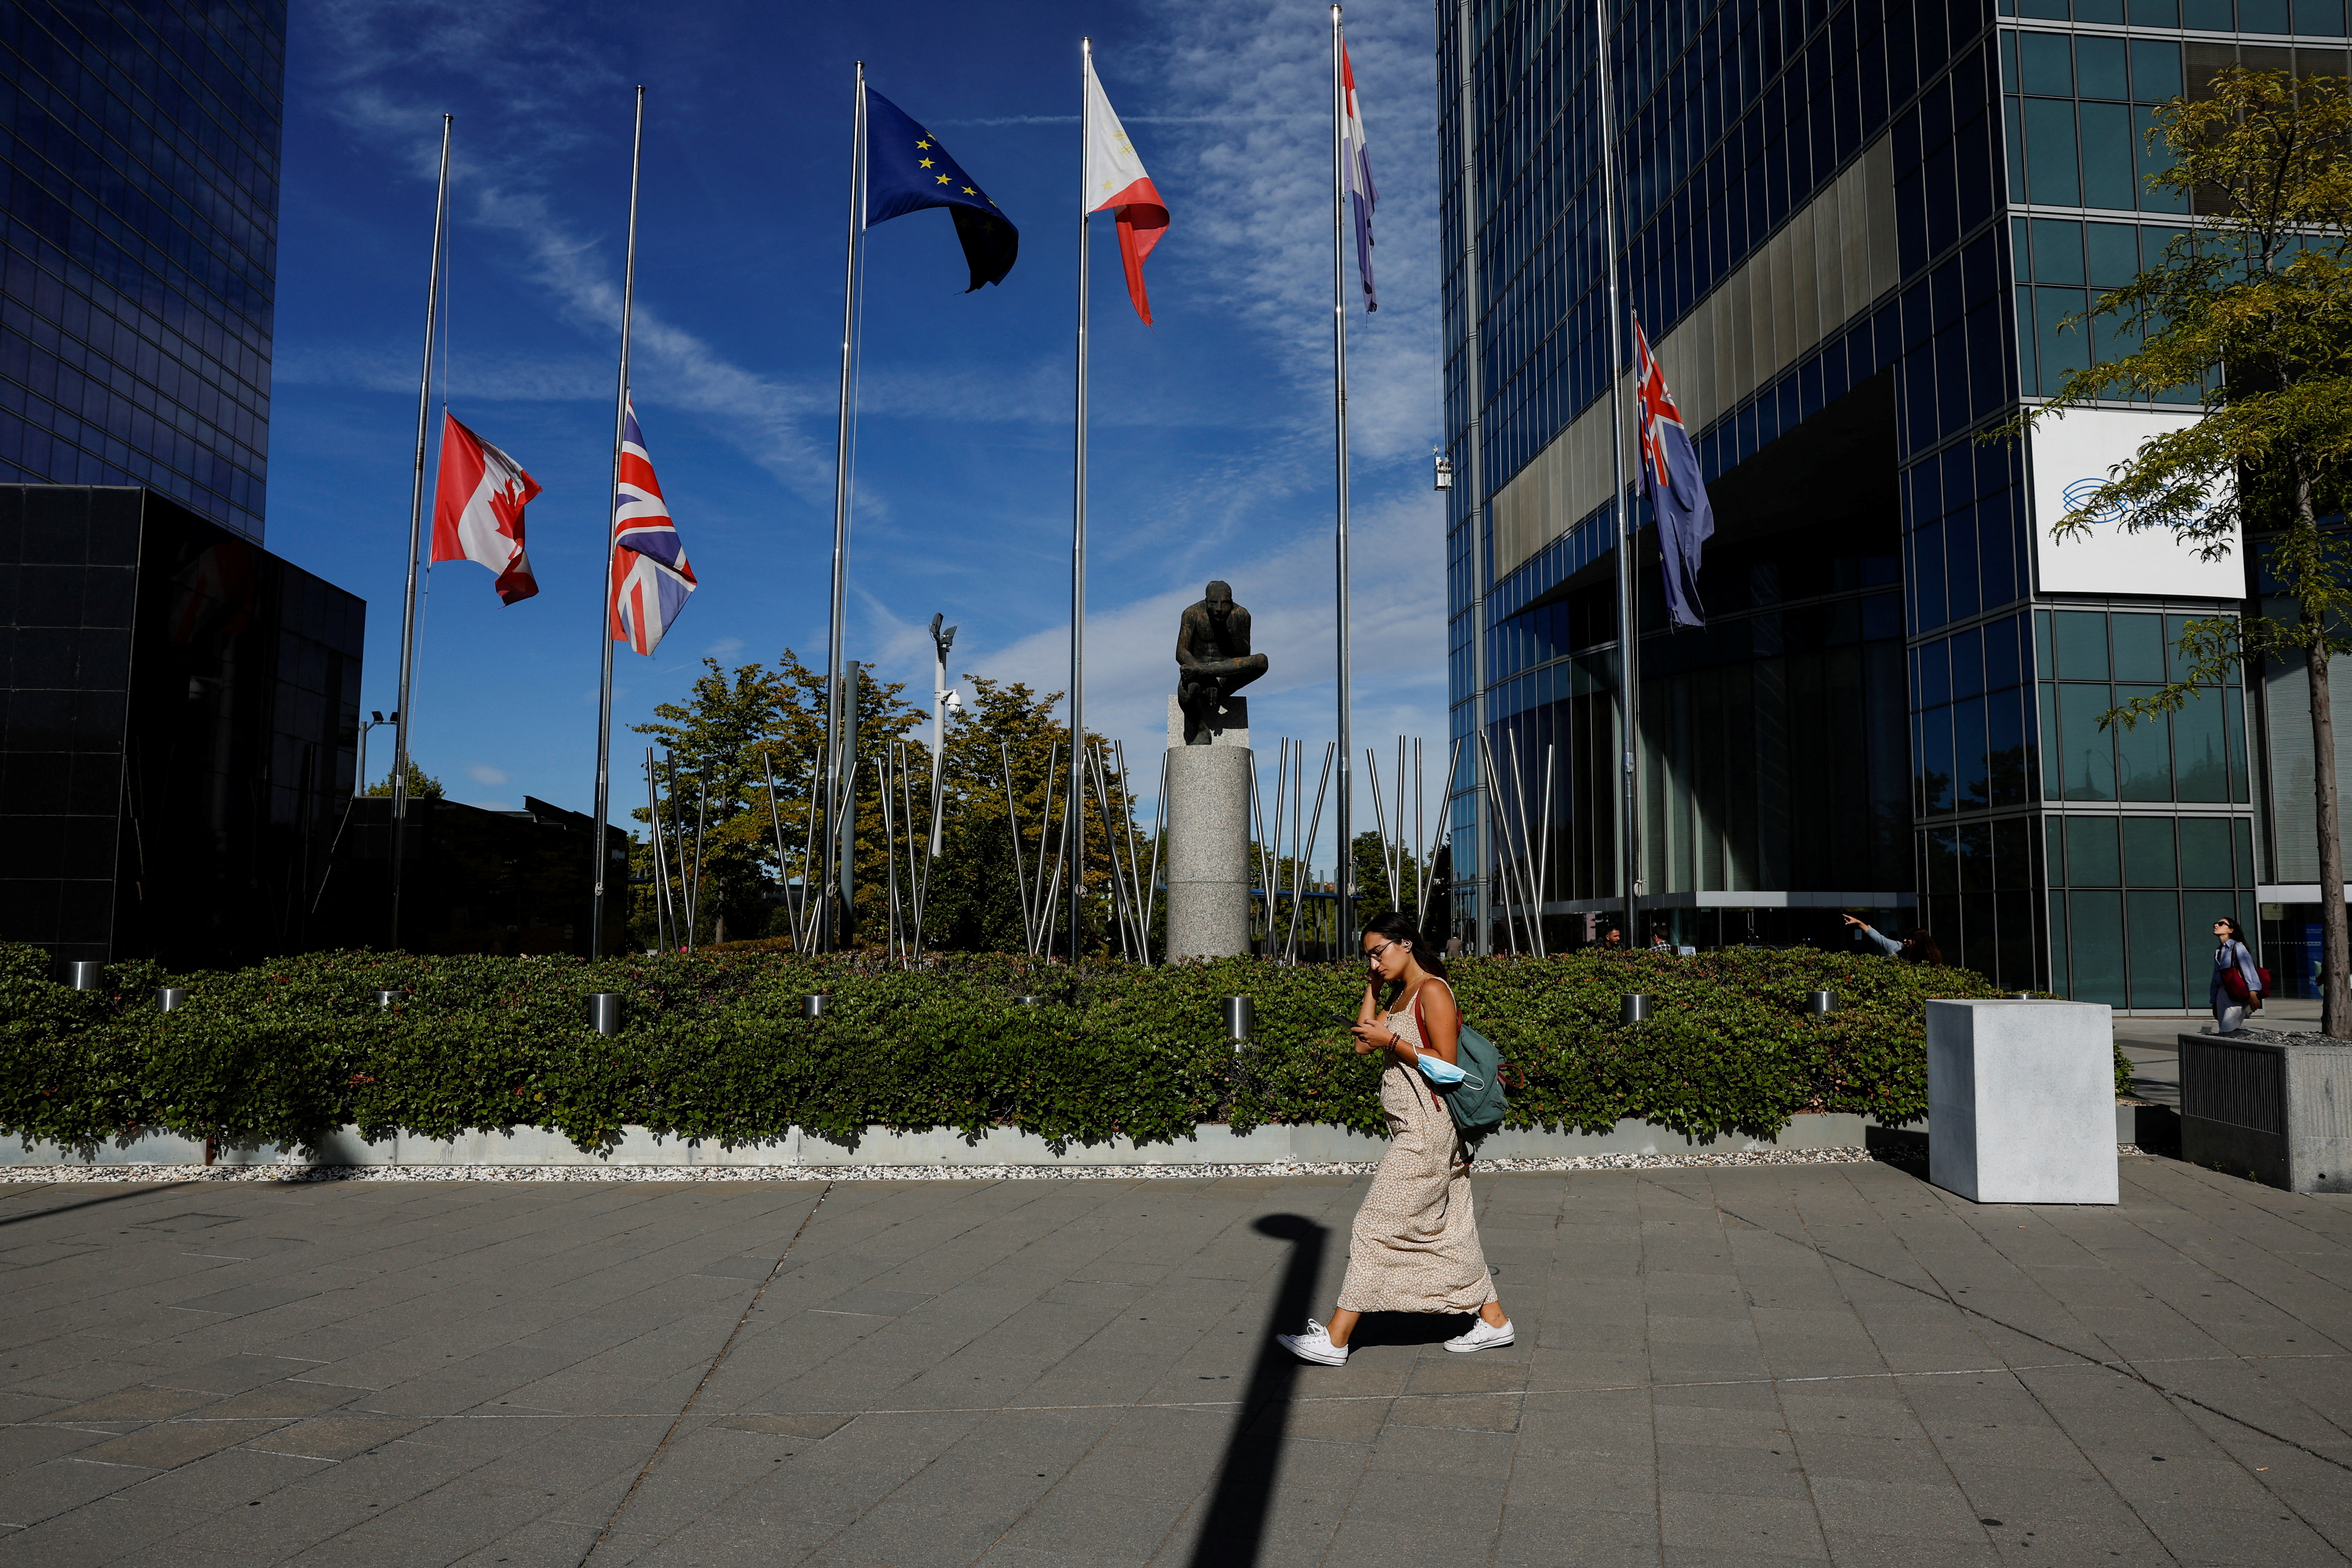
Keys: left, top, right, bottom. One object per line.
{"left": 1632, "top": 316, "right": 1714, "bottom": 630}
{"left": 608, "top": 399, "right": 696, "bottom": 655}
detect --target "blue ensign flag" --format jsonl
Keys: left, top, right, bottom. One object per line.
{"left": 865, "top": 87, "right": 1018, "bottom": 291}
{"left": 1633, "top": 316, "right": 1715, "bottom": 629}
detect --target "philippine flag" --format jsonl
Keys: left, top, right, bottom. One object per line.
{"left": 607, "top": 400, "right": 696, "bottom": 655}
{"left": 428, "top": 412, "right": 542, "bottom": 604}
{"left": 1082, "top": 53, "right": 1168, "bottom": 326}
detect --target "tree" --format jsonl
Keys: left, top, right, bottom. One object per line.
{"left": 924, "top": 675, "right": 1150, "bottom": 957}
{"left": 363, "top": 760, "right": 443, "bottom": 799}
{"left": 2010, "top": 67, "right": 2352, "bottom": 1032}
{"left": 630, "top": 650, "right": 922, "bottom": 948}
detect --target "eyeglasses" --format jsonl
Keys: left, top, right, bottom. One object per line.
{"left": 1364, "top": 939, "right": 1402, "bottom": 965}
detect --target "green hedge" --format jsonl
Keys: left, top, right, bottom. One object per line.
{"left": 0, "top": 942, "right": 2124, "bottom": 1158}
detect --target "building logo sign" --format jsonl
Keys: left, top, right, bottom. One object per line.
{"left": 2029, "top": 407, "right": 2241, "bottom": 599}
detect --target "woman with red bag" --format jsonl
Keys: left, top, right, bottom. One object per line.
{"left": 2211, "top": 916, "right": 2265, "bottom": 1034}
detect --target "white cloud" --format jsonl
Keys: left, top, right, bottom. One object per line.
{"left": 703, "top": 636, "right": 747, "bottom": 659}
{"left": 467, "top": 763, "right": 511, "bottom": 785}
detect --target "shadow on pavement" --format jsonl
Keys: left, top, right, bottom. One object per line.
{"left": 1186, "top": 1213, "right": 1327, "bottom": 1568}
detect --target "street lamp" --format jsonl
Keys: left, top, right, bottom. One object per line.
{"left": 928, "top": 614, "right": 958, "bottom": 858}
{"left": 357, "top": 710, "right": 396, "bottom": 797}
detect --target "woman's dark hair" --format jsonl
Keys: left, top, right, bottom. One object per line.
{"left": 2216, "top": 915, "right": 2246, "bottom": 944}
{"left": 1362, "top": 910, "right": 1447, "bottom": 978}
{"left": 1900, "top": 928, "right": 1944, "bottom": 966}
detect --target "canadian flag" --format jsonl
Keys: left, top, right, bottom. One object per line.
{"left": 1082, "top": 54, "right": 1168, "bottom": 326}
{"left": 429, "top": 412, "right": 542, "bottom": 605}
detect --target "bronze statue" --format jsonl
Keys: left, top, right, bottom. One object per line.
{"left": 1175, "top": 580, "right": 1267, "bottom": 745}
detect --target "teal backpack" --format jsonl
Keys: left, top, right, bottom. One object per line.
{"left": 1414, "top": 983, "right": 1510, "bottom": 1143}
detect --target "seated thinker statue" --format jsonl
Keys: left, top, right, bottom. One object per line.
{"left": 1175, "top": 579, "right": 1268, "bottom": 745}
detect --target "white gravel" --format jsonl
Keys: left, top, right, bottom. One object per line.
{"left": 0, "top": 1146, "right": 1907, "bottom": 1183}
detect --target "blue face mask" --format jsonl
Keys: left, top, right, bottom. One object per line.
{"left": 1414, "top": 1051, "right": 1468, "bottom": 1086}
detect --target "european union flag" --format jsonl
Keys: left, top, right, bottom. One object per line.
{"left": 866, "top": 88, "right": 1018, "bottom": 292}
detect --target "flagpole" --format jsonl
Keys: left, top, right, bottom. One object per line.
{"left": 1330, "top": 6, "right": 1355, "bottom": 956}
{"left": 1451, "top": 0, "right": 1492, "bottom": 955}
{"left": 822, "top": 65, "right": 868, "bottom": 953}
{"left": 590, "top": 86, "right": 645, "bottom": 960}
{"left": 390, "top": 113, "right": 451, "bottom": 952}
{"left": 1068, "top": 38, "right": 1092, "bottom": 967}
{"left": 1595, "top": 0, "right": 1639, "bottom": 950}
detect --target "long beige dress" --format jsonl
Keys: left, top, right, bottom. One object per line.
{"left": 1335, "top": 985, "right": 1499, "bottom": 1314}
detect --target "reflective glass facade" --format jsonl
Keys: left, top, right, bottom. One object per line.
{"left": 0, "top": 2, "right": 282, "bottom": 543}
{"left": 0, "top": 485, "right": 360, "bottom": 967}
{"left": 1442, "top": 0, "right": 2288, "bottom": 996}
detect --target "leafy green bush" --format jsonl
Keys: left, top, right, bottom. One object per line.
{"left": 0, "top": 943, "right": 2122, "bottom": 1158}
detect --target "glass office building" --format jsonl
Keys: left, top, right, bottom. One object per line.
{"left": 0, "top": 1, "right": 282, "bottom": 543}
{"left": 1439, "top": 0, "right": 2328, "bottom": 999}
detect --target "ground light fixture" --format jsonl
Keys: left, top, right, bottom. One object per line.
{"left": 157, "top": 988, "right": 189, "bottom": 1012}
{"left": 1621, "top": 992, "right": 1651, "bottom": 1025}
{"left": 1805, "top": 990, "right": 1836, "bottom": 1015}
{"left": 65, "top": 961, "right": 102, "bottom": 990}
{"left": 587, "top": 994, "right": 623, "bottom": 1035}
{"left": 1222, "top": 996, "right": 1254, "bottom": 1044}
{"left": 801, "top": 994, "right": 829, "bottom": 1020}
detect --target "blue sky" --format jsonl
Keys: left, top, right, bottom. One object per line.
{"left": 269, "top": 0, "right": 1450, "bottom": 840}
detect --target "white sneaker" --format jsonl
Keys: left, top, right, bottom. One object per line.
{"left": 1275, "top": 1320, "right": 1349, "bottom": 1366}
{"left": 1445, "top": 1315, "right": 1516, "bottom": 1353}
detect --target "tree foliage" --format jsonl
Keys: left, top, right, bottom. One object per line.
{"left": 363, "top": 759, "right": 444, "bottom": 799}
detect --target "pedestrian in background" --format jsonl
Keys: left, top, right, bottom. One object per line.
{"left": 2210, "top": 915, "right": 2263, "bottom": 1034}
{"left": 1276, "top": 912, "right": 1513, "bottom": 1366}
{"left": 1841, "top": 914, "right": 1942, "bottom": 964}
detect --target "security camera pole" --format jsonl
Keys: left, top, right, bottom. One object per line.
{"left": 929, "top": 614, "right": 957, "bottom": 857}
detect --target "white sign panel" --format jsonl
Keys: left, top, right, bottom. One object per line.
{"left": 2029, "top": 407, "right": 2243, "bottom": 598}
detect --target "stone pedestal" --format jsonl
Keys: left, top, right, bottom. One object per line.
{"left": 1926, "top": 998, "right": 2117, "bottom": 1204}
{"left": 1164, "top": 744, "right": 1252, "bottom": 960}
{"left": 2179, "top": 1028, "right": 2352, "bottom": 1193}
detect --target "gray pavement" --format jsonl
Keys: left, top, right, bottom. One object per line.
{"left": 1, "top": 1157, "right": 2349, "bottom": 1568}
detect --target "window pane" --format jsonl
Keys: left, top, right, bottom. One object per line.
{"left": 2025, "top": 99, "right": 2081, "bottom": 206}
{"left": 2126, "top": 890, "right": 2185, "bottom": 1007}
{"left": 2031, "top": 218, "right": 2086, "bottom": 283}
{"left": 1924, "top": 703, "right": 1956, "bottom": 814}
{"left": 2086, "top": 223, "right": 2140, "bottom": 288}
{"left": 2112, "top": 614, "right": 2166, "bottom": 680}
{"left": 1961, "top": 822, "right": 1995, "bottom": 892}
{"left": 2130, "top": 0, "right": 2181, "bottom": 20}
{"left": 2116, "top": 686, "right": 2174, "bottom": 801}
{"left": 2124, "top": 817, "right": 2177, "bottom": 884}
{"left": 2179, "top": 816, "right": 2233, "bottom": 885}
{"left": 2061, "top": 685, "right": 2118, "bottom": 800}
{"left": 2078, "top": 36, "right": 2130, "bottom": 97}
{"left": 1953, "top": 627, "right": 1986, "bottom": 699}
{"left": 2047, "top": 815, "right": 2068, "bottom": 884}
{"left": 2069, "top": 890, "right": 2126, "bottom": 1003}
{"left": 2138, "top": 106, "right": 2188, "bottom": 213}
{"left": 2239, "top": 0, "right": 2290, "bottom": 29}
{"left": 1957, "top": 696, "right": 1990, "bottom": 809}
{"left": 2055, "top": 611, "right": 2109, "bottom": 678}
{"left": 1994, "top": 817, "right": 2034, "bottom": 888}
{"left": 2067, "top": 815, "right": 2121, "bottom": 885}
{"left": 2015, "top": 286, "right": 2042, "bottom": 393}
{"left": 2182, "top": 0, "right": 2234, "bottom": 24}
{"left": 2040, "top": 682, "right": 2063, "bottom": 796}
{"left": 2080, "top": 103, "right": 2139, "bottom": 210}
{"left": 2233, "top": 816, "right": 2256, "bottom": 886}
{"left": 2174, "top": 687, "right": 2229, "bottom": 800}
{"left": 1990, "top": 686, "right": 2030, "bottom": 806}
{"left": 2049, "top": 889, "right": 2073, "bottom": 992}
{"left": 2130, "top": 39, "right": 2183, "bottom": 100}
{"left": 2295, "top": 0, "right": 2350, "bottom": 32}
{"left": 2038, "top": 287, "right": 2092, "bottom": 382}
{"left": 2021, "top": 32, "right": 2075, "bottom": 95}
{"left": 2224, "top": 684, "right": 2249, "bottom": 801}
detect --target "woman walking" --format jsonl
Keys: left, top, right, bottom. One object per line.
{"left": 2210, "top": 916, "right": 2263, "bottom": 1034}
{"left": 1277, "top": 912, "right": 1513, "bottom": 1366}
